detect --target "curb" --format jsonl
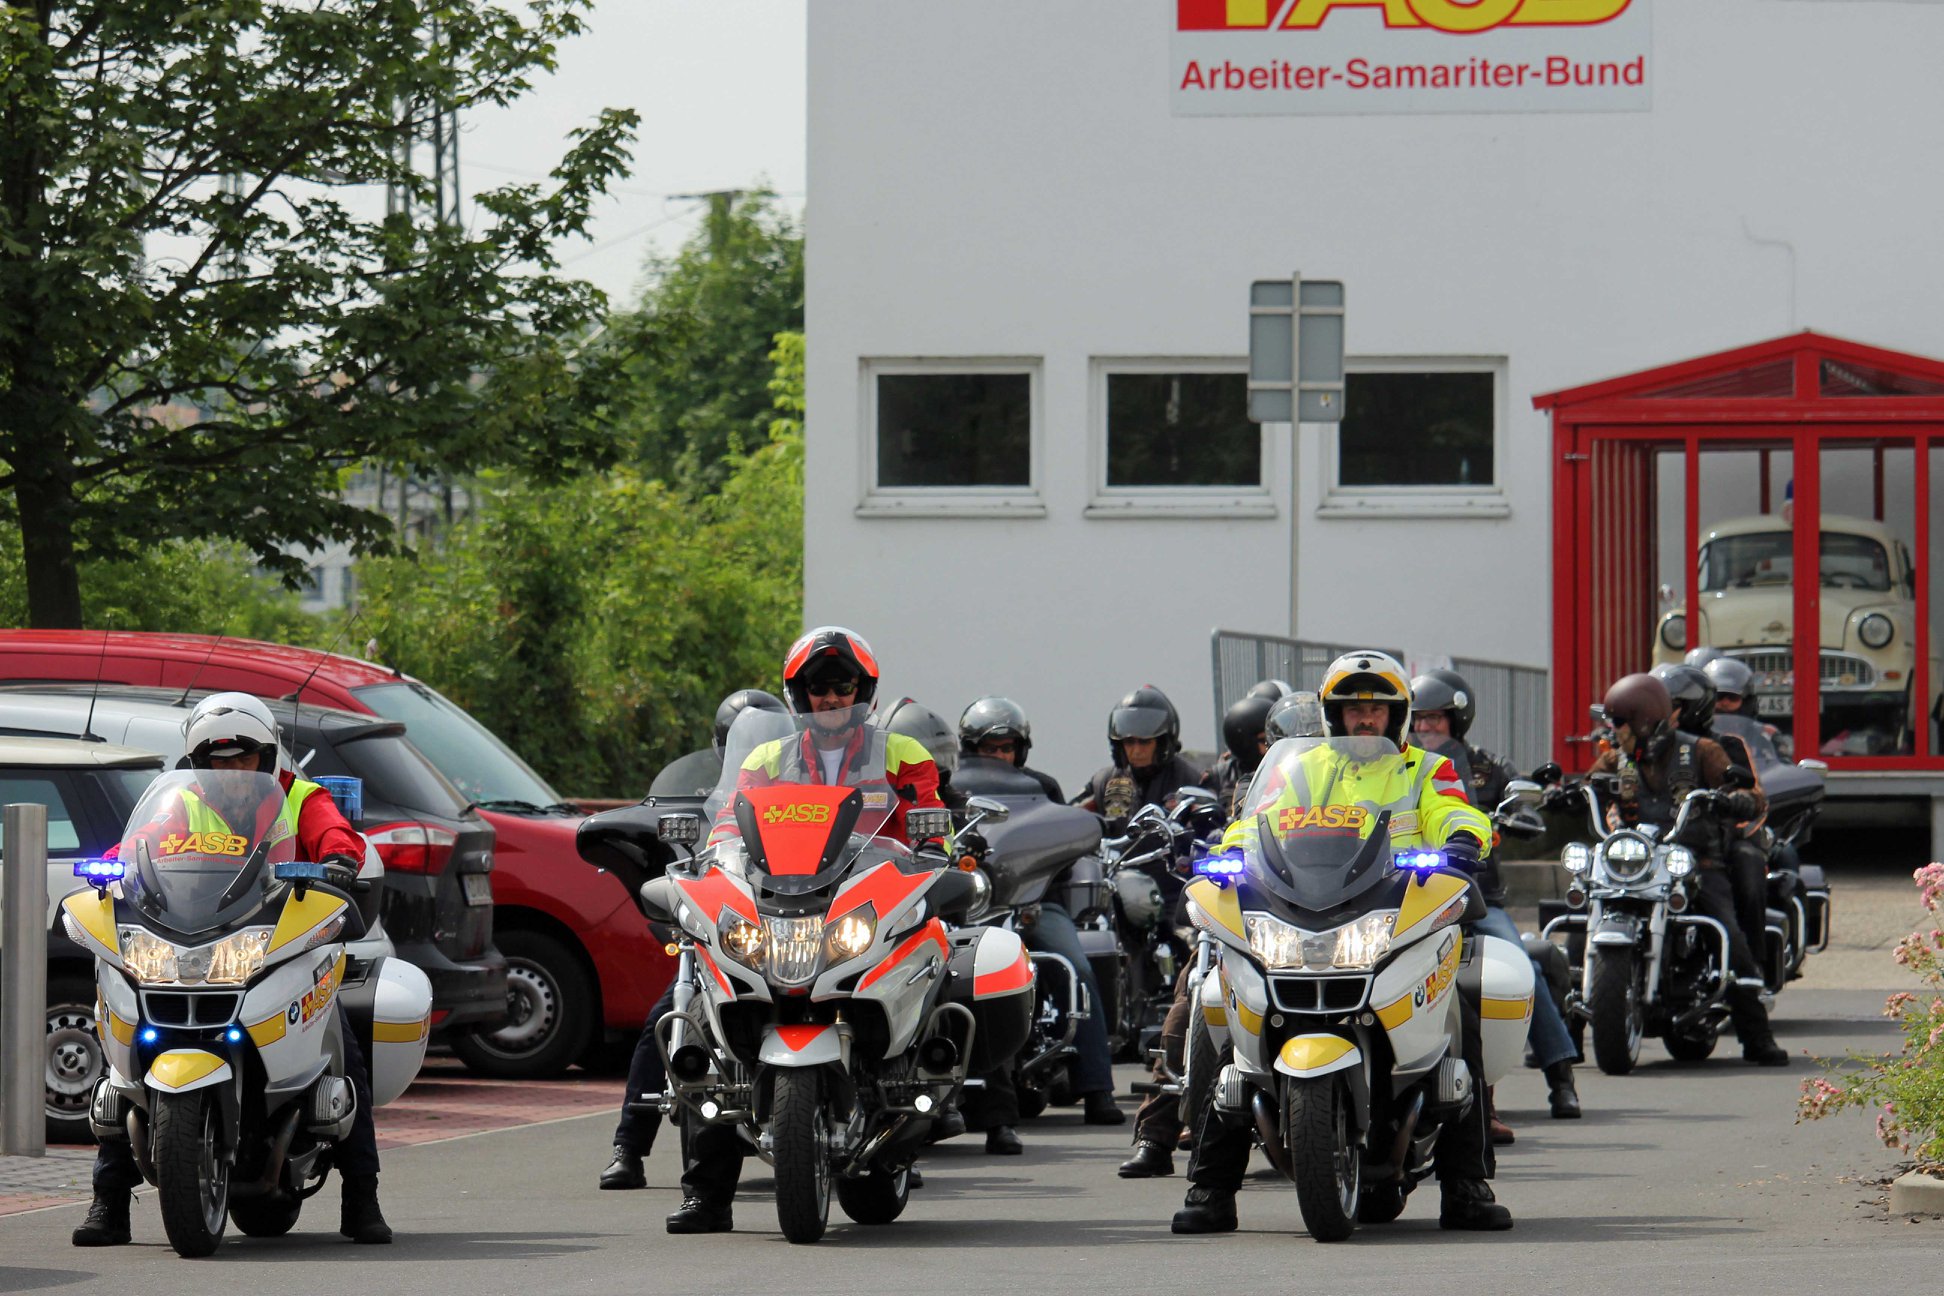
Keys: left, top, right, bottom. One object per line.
{"left": 1889, "top": 1169, "right": 1944, "bottom": 1216}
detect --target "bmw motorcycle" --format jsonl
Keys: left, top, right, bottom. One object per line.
{"left": 577, "top": 705, "right": 1031, "bottom": 1244}
{"left": 1186, "top": 735, "right": 1534, "bottom": 1242}
{"left": 60, "top": 770, "right": 432, "bottom": 1257}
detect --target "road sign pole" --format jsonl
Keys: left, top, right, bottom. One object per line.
{"left": 1, "top": 802, "right": 49, "bottom": 1156}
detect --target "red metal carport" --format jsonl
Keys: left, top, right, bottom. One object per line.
{"left": 1536, "top": 331, "right": 1943, "bottom": 787}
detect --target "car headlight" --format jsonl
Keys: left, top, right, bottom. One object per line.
{"left": 118, "top": 927, "right": 180, "bottom": 984}
{"left": 1561, "top": 842, "right": 1593, "bottom": 875}
{"left": 1331, "top": 911, "right": 1397, "bottom": 970}
{"left": 1601, "top": 833, "right": 1654, "bottom": 885}
{"left": 1858, "top": 613, "right": 1894, "bottom": 650}
{"left": 1660, "top": 614, "right": 1686, "bottom": 650}
{"left": 1664, "top": 846, "right": 1695, "bottom": 879}
{"left": 826, "top": 908, "right": 876, "bottom": 960}
{"left": 720, "top": 917, "right": 766, "bottom": 967}
{"left": 206, "top": 928, "right": 275, "bottom": 984}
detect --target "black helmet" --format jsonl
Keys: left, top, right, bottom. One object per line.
{"left": 879, "top": 697, "right": 959, "bottom": 776}
{"left": 1108, "top": 685, "right": 1180, "bottom": 764}
{"left": 1221, "top": 694, "right": 1275, "bottom": 768}
{"left": 712, "top": 688, "right": 786, "bottom": 755}
{"left": 958, "top": 696, "right": 1032, "bottom": 766}
{"left": 782, "top": 625, "right": 880, "bottom": 714}
{"left": 1703, "top": 656, "right": 1757, "bottom": 706}
{"left": 1409, "top": 668, "right": 1477, "bottom": 741}
{"left": 1245, "top": 678, "right": 1295, "bottom": 703}
{"left": 1266, "top": 691, "right": 1325, "bottom": 740}
{"left": 1651, "top": 663, "right": 1716, "bottom": 733}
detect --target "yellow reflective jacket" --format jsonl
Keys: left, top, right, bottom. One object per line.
{"left": 1221, "top": 742, "right": 1491, "bottom": 857}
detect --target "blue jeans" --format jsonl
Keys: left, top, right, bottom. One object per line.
{"left": 1473, "top": 905, "right": 1577, "bottom": 1071}
{"left": 1017, "top": 902, "right": 1114, "bottom": 1095}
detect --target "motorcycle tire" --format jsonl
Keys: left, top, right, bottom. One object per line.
{"left": 835, "top": 1163, "right": 911, "bottom": 1226}
{"left": 229, "top": 1194, "right": 303, "bottom": 1237}
{"left": 1662, "top": 1025, "right": 1720, "bottom": 1063}
{"left": 1588, "top": 948, "right": 1643, "bottom": 1076}
{"left": 1355, "top": 1180, "right": 1411, "bottom": 1225}
{"left": 450, "top": 931, "right": 595, "bottom": 1080}
{"left": 771, "top": 1070, "right": 831, "bottom": 1244}
{"left": 153, "top": 1089, "right": 230, "bottom": 1258}
{"left": 1284, "top": 1076, "right": 1360, "bottom": 1243}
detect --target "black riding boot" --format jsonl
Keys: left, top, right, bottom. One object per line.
{"left": 1729, "top": 984, "right": 1788, "bottom": 1066}
{"left": 71, "top": 1191, "right": 132, "bottom": 1247}
{"left": 340, "top": 1173, "right": 394, "bottom": 1244}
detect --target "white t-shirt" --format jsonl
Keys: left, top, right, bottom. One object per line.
{"left": 817, "top": 746, "right": 845, "bottom": 785}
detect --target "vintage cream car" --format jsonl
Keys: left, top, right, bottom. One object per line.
{"left": 1653, "top": 513, "right": 1939, "bottom": 752}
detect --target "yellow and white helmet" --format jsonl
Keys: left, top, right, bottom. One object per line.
{"left": 1319, "top": 650, "right": 1412, "bottom": 745}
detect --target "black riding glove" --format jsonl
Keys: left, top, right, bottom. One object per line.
{"left": 322, "top": 853, "right": 362, "bottom": 887}
{"left": 1442, "top": 833, "right": 1485, "bottom": 871}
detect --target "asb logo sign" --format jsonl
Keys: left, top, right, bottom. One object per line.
{"left": 1172, "top": 0, "right": 1650, "bottom": 117}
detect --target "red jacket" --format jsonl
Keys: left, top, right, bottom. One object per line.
{"left": 116, "top": 772, "right": 364, "bottom": 864}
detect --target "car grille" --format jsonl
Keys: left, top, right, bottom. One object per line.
{"left": 764, "top": 916, "right": 824, "bottom": 985}
{"left": 141, "top": 992, "right": 241, "bottom": 1028}
{"left": 1266, "top": 975, "right": 1371, "bottom": 1015}
{"left": 1728, "top": 649, "right": 1876, "bottom": 691}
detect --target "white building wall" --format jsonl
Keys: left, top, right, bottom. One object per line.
{"left": 805, "top": 0, "right": 1944, "bottom": 791}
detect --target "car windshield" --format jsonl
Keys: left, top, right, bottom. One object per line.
{"left": 115, "top": 769, "right": 293, "bottom": 936}
{"left": 704, "top": 704, "right": 903, "bottom": 895}
{"left": 1234, "top": 735, "right": 1404, "bottom": 912}
{"left": 1699, "top": 530, "right": 1893, "bottom": 593}
{"left": 353, "top": 681, "right": 563, "bottom": 808}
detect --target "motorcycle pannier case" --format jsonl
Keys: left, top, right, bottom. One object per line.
{"left": 979, "top": 802, "right": 1104, "bottom": 909}
{"left": 1474, "top": 934, "right": 1537, "bottom": 1086}
{"left": 944, "top": 927, "right": 1034, "bottom": 1073}
{"left": 340, "top": 956, "right": 435, "bottom": 1106}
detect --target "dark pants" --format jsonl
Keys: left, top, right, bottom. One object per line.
{"left": 1017, "top": 903, "right": 1114, "bottom": 1096}
{"left": 1693, "top": 867, "right": 1764, "bottom": 983}
{"left": 964, "top": 1064, "right": 1020, "bottom": 1128}
{"left": 1186, "top": 977, "right": 1493, "bottom": 1196}
{"left": 94, "top": 1029, "right": 379, "bottom": 1193}
{"left": 679, "top": 1115, "right": 748, "bottom": 1207}
{"left": 613, "top": 982, "right": 678, "bottom": 1156}
{"left": 1132, "top": 968, "right": 1194, "bottom": 1145}
{"left": 1726, "top": 839, "right": 1771, "bottom": 976}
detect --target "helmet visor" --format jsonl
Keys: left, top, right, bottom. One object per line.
{"left": 1109, "top": 705, "right": 1173, "bottom": 741}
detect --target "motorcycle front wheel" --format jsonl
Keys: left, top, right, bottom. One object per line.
{"left": 771, "top": 1070, "right": 831, "bottom": 1244}
{"left": 152, "top": 1090, "right": 230, "bottom": 1257}
{"left": 1284, "top": 1076, "right": 1360, "bottom": 1243}
{"left": 1588, "top": 948, "right": 1644, "bottom": 1075}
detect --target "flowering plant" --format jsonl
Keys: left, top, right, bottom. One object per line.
{"left": 1798, "top": 863, "right": 1944, "bottom": 1168}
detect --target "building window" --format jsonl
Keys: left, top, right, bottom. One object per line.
{"left": 860, "top": 360, "right": 1042, "bottom": 516}
{"left": 1320, "top": 360, "right": 1506, "bottom": 518}
{"left": 1087, "top": 360, "right": 1275, "bottom": 519}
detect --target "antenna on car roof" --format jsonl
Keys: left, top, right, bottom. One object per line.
{"left": 176, "top": 632, "right": 228, "bottom": 707}
{"left": 286, "top": 609, "right": 364, "bottom": 757}
{"left": 80, "top": 628, "right": 112, "bottom": 742}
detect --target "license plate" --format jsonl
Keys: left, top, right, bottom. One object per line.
{"left": 461, "top": 873, "right": 494, "bottom": 906}
{"left": 1756, "top": 695, "right": 1791, "bottom": 717}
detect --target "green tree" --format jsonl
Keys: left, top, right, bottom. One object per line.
{"left": 0, "top": 1, "right": 637, "bottom": 628}
{"left": 609, "top": 190, "right": 802, "bottom": 491}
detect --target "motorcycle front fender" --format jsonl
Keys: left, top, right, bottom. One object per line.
{"left": 1274, "top": 1034, "right": 1362, "bottom": 1080}
{"left": 145, "top": 1049, "right": 233, "bottom": 1095}
{"left": 1589, "top": 916, "right": 1640, "bottom": 948}
{"left": 757, "top": 1024, "right": 847, "bottom": 1069}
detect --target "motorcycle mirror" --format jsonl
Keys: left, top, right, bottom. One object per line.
{"left": 1529, "top": 762, "right": 1563, "bottom": 786}
{"left": 964, "top": 795, "right": 1011, "bottom": 822}
{"left": 1721, "top": 766, "right": 1755, "bottom": 790}
{"left": 1501, "top": 779, "right": 1544, "bottom": 808}
{"left": 1174, "top": 786, "right": 1218, "bottom": 805}
{"left": 1501, "top": 810, "right": 1548, "bottom": 840}
{"left": 1796, "top": 758, "right": 1829, "bottom": 772}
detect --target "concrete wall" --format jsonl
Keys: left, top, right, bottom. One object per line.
{"left": 805, "top": 0, "right": 1944, "bottom": 790}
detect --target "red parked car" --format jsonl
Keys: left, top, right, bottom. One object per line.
{"left": 0, "top": 630, "right": 675, "bottom": 1077}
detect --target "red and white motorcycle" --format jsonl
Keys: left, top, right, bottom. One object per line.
{"left": 580, "top": 705, "right": 1033, "bottom": 1243}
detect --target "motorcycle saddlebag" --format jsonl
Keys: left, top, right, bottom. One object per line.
{"left": 944, "top": 928, "right": 1034, "bottom": 1073}
{"left": 980, "top": 801, "right": 1105, "bottom": 909}
{"left": 339, "top": 956, "right": 434, "bottom": 1107}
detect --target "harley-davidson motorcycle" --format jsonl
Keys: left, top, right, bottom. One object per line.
{"left": 1185, "top": 734, "right": 1534, "bottom": 1242}
{"left": 60, "top": 770, "right": 432, "bottom": 1257}
{"left": 576, "top": 705, "right": 1032, "bottom": 1243}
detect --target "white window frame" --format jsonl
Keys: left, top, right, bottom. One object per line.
{"left": 1085, "top": 357, "right": 1277, "bottom": 520}
{"left": 1318, "top": 356, "right": 1510, "bottom": 520}
{"left": 856, "top": 357, "right": 1045, "bottom": 518}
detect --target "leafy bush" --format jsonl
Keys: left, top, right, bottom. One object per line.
{"left": 1799, "top": 863, "right": 1944, "bottom": 1169}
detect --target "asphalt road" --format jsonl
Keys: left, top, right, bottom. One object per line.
{"left": 1, "top": 984, "right": 1936, "bottom": 1295}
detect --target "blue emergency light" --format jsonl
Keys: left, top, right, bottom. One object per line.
{"left": 1395, "top": 849, "right": 1447, "bottom": 874}
{"left": 226, "top": 1028, "right": 243, "bottom": 1044}
{"left": 73, "top": 857, "right": 125, "bottom": 882}
{"left": 273, "top": 860, "right": 329, "bottom": 882}
{"left": 1194, "top": 850, "right": 1246, "bottom": 879}
{"left": 140, "top": 1028, "right": 159, "bottom": 1045}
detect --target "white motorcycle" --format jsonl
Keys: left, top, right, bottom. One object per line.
{"left": 60, "top": 770, "right": 432, "bottom": 1257}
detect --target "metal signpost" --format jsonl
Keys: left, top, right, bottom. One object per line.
{"left": 1247, "top": 274, "right": 1346, "bottom": 425}
{"left": 1, "top": 802, "right": 49, "bottom": 1156}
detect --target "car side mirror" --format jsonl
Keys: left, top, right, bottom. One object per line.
{"left": 964, "top": 795, "right": 1010, "bottom": 823}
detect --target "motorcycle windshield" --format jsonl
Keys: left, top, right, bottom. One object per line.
{"left": 707, "top": 703, "right": 902, "bottom": 896}
{"left": 1237, "top": 735, "right": 1401, "bottom": 913}
{"left": 115, "top": 770, "right": 295, "bottom": 936}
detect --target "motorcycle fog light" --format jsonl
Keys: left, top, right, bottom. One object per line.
{"left": 914, "top": 1094, "right": 935, "bottom": 1114}
{"left": 1665, "top": 847, "right": 1696, "bottom": 878}
{"left": 1561, "top": 843, "right": 1593, "bottom": 875}
{"left": 700, "top": 1100, "right": 721, "bottom": 1120}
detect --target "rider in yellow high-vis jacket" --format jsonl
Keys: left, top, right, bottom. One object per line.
{"left": 1173, "top": 651, "right": 1514, "bottom": 1237}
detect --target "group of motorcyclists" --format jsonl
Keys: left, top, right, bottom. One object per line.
{"left": 67, "top": 621, "right": 1812, "bottom": 1250}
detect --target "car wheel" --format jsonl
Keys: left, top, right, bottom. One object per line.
{"left": 46, "top": 974, "right": 103, "bottom": 1145}
{"left": 450, "top": 931, "right": 594, "bottom": 1079}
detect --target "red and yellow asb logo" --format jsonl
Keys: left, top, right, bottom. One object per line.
{"left": 157, "top": 831, "right": 248, "bottom": 857}
{"left": 762, "top": 802, "right": 832, "bottom": 826}
{"left": 1275, "top": 805, "right": 1369, "bottom": 833}
{"left": 1178, "top": 0, "right": 1630, "bottom": 34}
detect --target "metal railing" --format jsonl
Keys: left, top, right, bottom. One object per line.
{"left": 1211, "top": 630, "right": 1552, "bottom": 773}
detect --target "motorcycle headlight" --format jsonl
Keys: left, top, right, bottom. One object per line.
{"left": 118, "top": 927, "right": 180, "bottom": 984}
{"left": 965, "top": 868, "right": 993, "bottom": 921}
{"left": 1331, "top": 911, "right": 1398, "bottom": 970}
{"left": 765, "top": 915, "right": 825, "bottom": 985}
{"left": 1664, "top": 846, "right": 1695, "bottom": 879}
{"left": 826, "top": 908, "right": 876, "bottom": 961}
{"left": 1858, "top": 612, "right": 1894, "bottom": 650}
{"left": 1245, "top": 912, "right": 1311, "bottom": 970}
{"left": 1601, "top": 833, "right": 1654, "bottom": 885}
{"left": 720, "top": 917, "right": 766, "bottom": 967}
{"left": 1561, "top": 842, "right": 1593, "bottom": 875}
{"left": 206, "top": 928, "right": 275, "bottom": 984}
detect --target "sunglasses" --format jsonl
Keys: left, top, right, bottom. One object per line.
{"left": 807, "top": 680, "right": 859, "bottom": 698}
{"left": 978, "top": 739, "right": 1018, "bottom": 753}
